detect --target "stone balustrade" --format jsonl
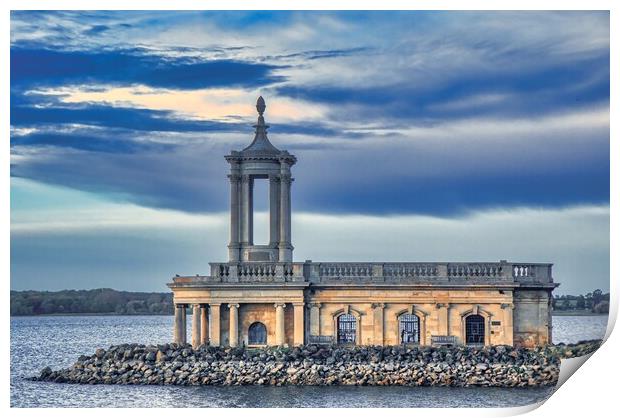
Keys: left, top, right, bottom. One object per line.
{"left": 170, "top": 260, "right": 552, "bottom": 286}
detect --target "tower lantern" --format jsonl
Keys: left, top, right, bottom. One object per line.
{"left": 225, "top": 96, "right": 296, "bottom": 262}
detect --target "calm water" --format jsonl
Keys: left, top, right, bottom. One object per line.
{"left": 10, "top": 314, "right": 607, "bottom": 408}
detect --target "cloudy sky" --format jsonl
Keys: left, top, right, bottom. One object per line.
{"left": 10, "top": 11, "right": 609, "bottom": 294}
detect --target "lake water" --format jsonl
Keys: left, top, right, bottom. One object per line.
{"left": 10, "top": 314, "right": 608, "bottom": 408}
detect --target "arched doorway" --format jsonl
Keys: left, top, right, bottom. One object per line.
{"left": 399, "top": 314, "right": 420, "bottom": 344}
{"left": 337, "top": 314, "right": 356, "bottom": 344}
{"left": 248, "top": 322, "right": 267, "bottom": 345}
{"left": 465, "top": 314, "right": 485, "bottom": 345}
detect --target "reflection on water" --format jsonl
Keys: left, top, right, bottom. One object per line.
{"left": 10, "top": 314, "right": 607, "bottom": 408}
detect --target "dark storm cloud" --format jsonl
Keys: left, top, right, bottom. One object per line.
{"left": 11, "top": 47, "right": 285, "bottom": 90}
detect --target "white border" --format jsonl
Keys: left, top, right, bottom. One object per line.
{"left": 3, "top": 1, "right": 616, "bottom": 417}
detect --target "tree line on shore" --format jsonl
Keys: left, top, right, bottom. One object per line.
{"left": 10, "top": 288, "right": 173, "bottom": 316}
{"left": 10, "top": 287, "right": 610, "bottom": 316}
{"left": 552, "top": 289, "right": 609, "bottom": 313}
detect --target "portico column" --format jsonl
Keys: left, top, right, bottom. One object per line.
{"left": 228, "top": 303, "right": 240, "bottom": 347}
{"left": 309, "top": 303, "right": 321, "bottom": 336}
{"left": 293, "top": 303, "right": 305, "bottom": 346}
{"left": 174, "top": 304, "right": 186, "bottom": 344}
{"left": 200, "top": 305, "right": 209, "bottom": 346}
{"left": 192, "top": 304, "right": 201, "bottom": 348}
{"left": 180, "top": 305, "right": 187, "bottom": 344}
{"left": 275, "top": 303, "right": 286, "bottom": 345}
{"left": 210, "top": 303, "right": 221, "bottom": 346}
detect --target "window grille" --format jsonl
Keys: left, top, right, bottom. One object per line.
{"left": 399, "top": 314, "right": 420, "bottom": 343}
{"left": 465, "top": 314, "right": 485, "bottom": 345}
{"left": 337, "top": 314, "right": 356, "bottom": 344}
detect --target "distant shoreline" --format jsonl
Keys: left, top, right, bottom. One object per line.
{"left": 11, "top": 311, "right": 607, "bottom": 318}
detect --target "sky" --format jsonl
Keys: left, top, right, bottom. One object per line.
{"left": 10, "top": 11, "right": 609, "bottom": 294}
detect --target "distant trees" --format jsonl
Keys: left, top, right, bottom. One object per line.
{"left": 552, "top": 289, "right": 610, "bottom": 313}
{"left": 10, "top": 289, "right": 173, "bottom": 316}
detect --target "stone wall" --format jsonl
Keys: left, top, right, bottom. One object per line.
{"left": 513, "top": 290, "right": 552, "bottom": 347}
{"left": 172, "top": 287, "right": 550, "bottom": 348}
{"left": 309, "top": 288, "right": 514, "bottom": 346}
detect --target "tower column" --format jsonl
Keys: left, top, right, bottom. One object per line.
{"left": 278, "top": 165, "right": 293, "bottom": 261}
{"left": 269, "top": 174, "right": 281, "bottom": 246}
{"left": 228, "top": 168, "right": 241, "bottom": 262}
{"left": 241, "top": 175, "right": 253, "bottom": 248}
{"left": 228, "top": 303, "right": 240, "bottom": 347}
{"left": 200, "top": 304, "right": 209, "bottom": 346}
{"left": 191, "top": 304, "right": 201, "bottom": 348}
{"left": 275, "top": 303, "right": 286, "bottom": 345}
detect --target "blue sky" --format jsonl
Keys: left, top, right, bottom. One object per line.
{"left": 10, "top": 11, "right": 609, "bottom": 294}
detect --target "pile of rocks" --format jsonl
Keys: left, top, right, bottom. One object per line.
{"left": 544, "top": 339, "right": 602, "bottom": 359}
{"left": 32, "top": 343, "right": 568, "bottom": 387}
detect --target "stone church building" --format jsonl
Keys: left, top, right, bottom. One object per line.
{"left": 168, "top": 97, "right": 558, "bottom": 349}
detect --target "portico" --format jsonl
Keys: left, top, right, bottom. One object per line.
{"left": 168, "top": 97, "right": 558, "bottom": 348}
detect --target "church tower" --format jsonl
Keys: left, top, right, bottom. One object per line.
{"left": 225, "top": 97, "right": 296, "bottom": 262}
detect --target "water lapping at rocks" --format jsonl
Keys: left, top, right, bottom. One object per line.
{"left": 31, "top": 341, "right": 600, "bottom": 387}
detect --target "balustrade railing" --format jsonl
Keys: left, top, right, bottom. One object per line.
{"left": 447, "top": 263, "right": 503, "bottom": 278}
{"left": 384, "top": 263, "right": 439, "bottom": 277}
{"left": 172, "top": 260, "right": 552, "bottom": 285}
{"left": 318, "top": 263, "right": 374, "bottom": 277}
{"left": 513, "top": 264, "right": 534, "bottom": 278}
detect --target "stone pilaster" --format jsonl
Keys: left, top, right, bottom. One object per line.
{"left": 200, "top": 304, "right": 209, "bottom": 346}
{"left": 275, "top": 303, "right": 286, "bottom": 345}
{"left": 293, "top": 303, "right": 305, "bottom": 346}
{"left": 191, "top": 304, "right": 201, "bottom": 348}
{"left": 436, "top": 303, "right": 449, "bottom": 335}
{"left": 309, "top": 303, "right": 321, "bottom": 336}
{"left": 228, "top": 303, "right": 240, "bottom": 347}
{"left": 372, "top": 303, "right": 385, "bottom": 345}
{"left": 210, "top": 304, "right": 221, "bottom": 346}
{"left": 502, "top": 303, "right": 514, "bottom": 346}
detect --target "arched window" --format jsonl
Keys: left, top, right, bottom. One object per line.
{"left": 337, "top": 314, "right": 356, "bottom": 344}
{"left": 399, "top": 314, "right": 420, "bottom": 344}
{"left": 248, "top": 322, "right": 267, "bottom": 345}
{"left": 465, "top": 315, "right": 485, "bottom": 345}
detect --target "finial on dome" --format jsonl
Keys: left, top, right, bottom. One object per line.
{"left": 256, "top": 96, "right": 266, "bottom": 116}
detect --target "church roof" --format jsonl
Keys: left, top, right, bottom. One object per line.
{"left": 240, "top": 96, "right": 281, "bottom": 155}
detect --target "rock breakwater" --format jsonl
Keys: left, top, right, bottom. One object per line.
{"left": 29, "top": 341, "right": 592, "bottom": 387}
